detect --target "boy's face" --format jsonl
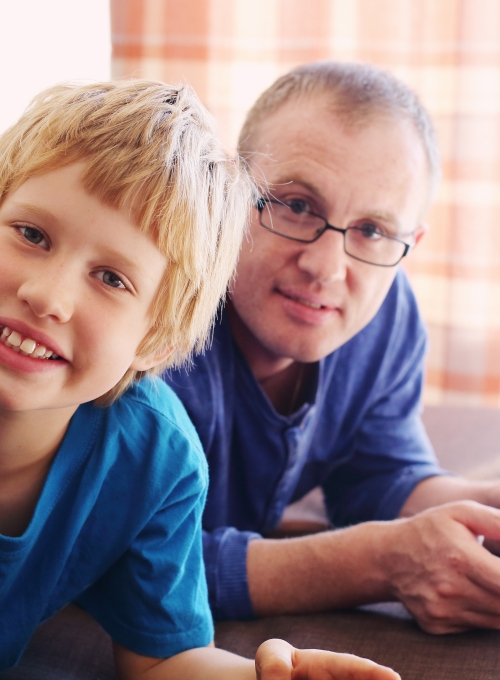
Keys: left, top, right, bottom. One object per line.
{"left": 0, "top": 162, "right": 168, "bottom": 414}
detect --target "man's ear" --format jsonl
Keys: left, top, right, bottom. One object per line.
{"left": 413, "top": 222, "right": 428, "bottom": 247}
{"left": 130, "top": 346, "right": 175, "bottom": 372}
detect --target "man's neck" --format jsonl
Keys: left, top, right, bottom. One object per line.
{"left": 226, "top": 300, "right": 294, "bottom": 381}
{"left": 226, "top": 302, "right": 313, "bottom": 415}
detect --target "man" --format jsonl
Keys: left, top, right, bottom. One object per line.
{"left": 164, "top": 61, "right": 500, "bottom": 634}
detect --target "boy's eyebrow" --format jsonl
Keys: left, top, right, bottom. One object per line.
{"left": 9, "top": 202, "right": 61, "bottom": 225}
{"left": 97, "top": 246, "right": 156, "bottom": 283}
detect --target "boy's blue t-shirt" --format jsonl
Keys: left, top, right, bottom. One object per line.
{"left": 0, "top": 379, "right": 213, "bottom": 671}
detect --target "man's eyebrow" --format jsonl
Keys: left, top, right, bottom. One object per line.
{"left": 269, "top": 176, "right": 323, "bottom": 197}
{"left": 366, "top": 210, "right": 399, "bottom": 227}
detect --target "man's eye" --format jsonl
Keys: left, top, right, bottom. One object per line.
{"left": 286, "top": 199, "right": 310, "bottom": 215}
{"left": 18, "top": 225, "right": 47, "bottom": 247}
{"left": 95, "top": 270, "right": 127, "bottom": 289}
{"left": 358, "top": 222, "right": 382, "bottom": 240}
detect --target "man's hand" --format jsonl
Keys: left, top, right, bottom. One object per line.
{"left": 248, "top": 490, "right": 500, "bottom": 635}
{"left": 382, "top": 500, "right": 500, "bottom": 634}
{"left": 256, "top": 639, "right": 400, "bottom": 679}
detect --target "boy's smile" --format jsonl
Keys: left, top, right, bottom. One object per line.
{"left": 0, "top": 162, "right": 168, "bottom": 414}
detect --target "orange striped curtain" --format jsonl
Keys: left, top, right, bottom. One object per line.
{"left": 111, "top": 0, "right": 500, "bottom": 407}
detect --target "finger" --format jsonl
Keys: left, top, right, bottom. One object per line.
{"left": 451, "top": 501, "right": 500, "bottom": 542}
{"left": 439, "top": 503, "right": 500, "bottom": 597}
{"left": 427, "top": 604, "right": 500, "bottom": 634}
{"left": 255, "top": 639, "right": 293, "bottom": 680}
{"left": 292, "top": 648, "right": 401, "bottom": 680}
{"left": 404, "top": 574, "right": 500, "bottom": 634}
{"left": 464, "top": 544, "right": 500, "bottom": 597}
{"left": 255, "top": 641, "right": 401, "bottom": 680}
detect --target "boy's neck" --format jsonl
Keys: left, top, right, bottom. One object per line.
{"left": 0, "top": 406, "right": 77, "bottom": 537}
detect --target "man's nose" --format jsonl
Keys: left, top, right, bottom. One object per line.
{"left": 17, "top": 261, "right": 76, "bottom": 323}
{"left": 296, "top": 228, "right": 348, "bottom": 283}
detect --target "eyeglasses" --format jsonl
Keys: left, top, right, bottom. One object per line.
{"left": 256, "top": 198, "right": 413, "bottom": 267}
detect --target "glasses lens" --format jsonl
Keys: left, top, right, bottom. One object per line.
{"left": 260, "top": 201, "right": 325, "bottom": 242}
{"left": 345, "top": 225, "right": 406, "bottom": 266}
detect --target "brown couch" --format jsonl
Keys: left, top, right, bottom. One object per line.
{"left": 3, "top": 406, "right": 500, "bottom": 680}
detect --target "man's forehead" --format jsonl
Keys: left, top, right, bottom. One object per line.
{"left": 249, "top": 95, "right": 426, "bottom": 165}
{"left": 252, "top": 94, "right": 370, "bottom": 141}
{"left": 251, "top": 102, "right": 428, "bottom": 182}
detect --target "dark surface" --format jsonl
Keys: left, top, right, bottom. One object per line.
{"left": 5, "top": 601, "right": 500, "bottom": 680}
{"left": 216, "top": 603, "right": 500, "bottom": 680}
{"left": 0, "top": 605, "right": 115, "bottom": 680}
{"left": 4, "top": 405, "right": 500, "bottom": 679}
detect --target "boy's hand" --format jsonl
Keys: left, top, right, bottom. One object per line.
{"left": 255, "top": 639, "right": 401, "bottom": 680}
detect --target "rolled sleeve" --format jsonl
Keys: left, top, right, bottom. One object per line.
{"left": 375, "top": 464, "right": 452, "bottom": 519}
{"left": 203, "top": 527, "right": 261, "bottom": 620}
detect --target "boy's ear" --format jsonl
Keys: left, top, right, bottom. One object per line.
{"left": 130, "top": 346, "right": 175, "bottom": 372}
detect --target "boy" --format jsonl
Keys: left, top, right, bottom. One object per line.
{"left": 0, "top": 79, "right": 399, "bottom": 679}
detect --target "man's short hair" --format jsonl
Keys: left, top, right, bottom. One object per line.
{"left": 239, "top": 61, "right": 440, "bottom": 198}
{"left": 0, "top": 80, "right": 253, "bottom": 403}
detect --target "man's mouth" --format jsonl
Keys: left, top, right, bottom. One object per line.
{"left": 282, "top": 292, "right": 326, "bottom": 310}
{"left": 0, "top": 325, "right": 60, "bottom": 360}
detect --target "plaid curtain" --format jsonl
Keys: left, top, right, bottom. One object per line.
{"left": 111, "top": 0, "right": 500, "bottom": 407}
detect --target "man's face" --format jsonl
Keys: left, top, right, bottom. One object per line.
{"left": 230, "top": 98, "right": 429, "bottom": 368}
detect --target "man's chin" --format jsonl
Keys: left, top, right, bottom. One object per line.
{"left": 266, "top": 333, "right": 347, "bottom": 365}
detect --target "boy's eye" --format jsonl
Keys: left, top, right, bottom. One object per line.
{"left": 18, "top": 225, "right": 48, "bottom": 248}
{"left": 95, "top": 270, "right": 127, "bottom": 290}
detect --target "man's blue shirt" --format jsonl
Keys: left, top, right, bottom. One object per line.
{"left": 163, "top": 269, "right": 445, "bottom": 621}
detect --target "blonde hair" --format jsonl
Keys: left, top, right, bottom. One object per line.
{"left": 0, "top": 80, "right": 253, "bottom": 403}
{"left": 239, "top": 61, "right": 440, "bottom": 199}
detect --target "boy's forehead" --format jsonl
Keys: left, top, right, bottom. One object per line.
{"left": 3, "top": 169, "right": 166, "bottom": 302}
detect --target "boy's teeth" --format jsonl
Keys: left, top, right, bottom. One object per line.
{"left": 7, "top": 331, "right": 22, "bottom": 347}
{"left": 0, "top": 326, "right": 57, "bottom": 360}
{"left": 20, "top": 338, "right": 36, "bottom": 354}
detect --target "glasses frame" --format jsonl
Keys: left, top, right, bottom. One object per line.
{"left": 256, "top": 198, "right": 413, "bottom": 268}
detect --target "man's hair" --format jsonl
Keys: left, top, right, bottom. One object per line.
{"left": 239, "top": 61, "right": 440, "bottom": 198}
{"left": 0, "top": 80, "right": 253, "bottom": 404}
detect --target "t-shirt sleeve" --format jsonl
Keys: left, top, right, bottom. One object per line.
{"left": 77, "top": 461, "right": 213, "bottom": 658}
{"left": 323, "top": 276, "right": 448, "bottom": 526}
{"left": 75, "top": 387, "right": 214, "bottom": 658}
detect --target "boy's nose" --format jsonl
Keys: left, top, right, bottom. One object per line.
{"left": 17, "top": 264, "right": 75, "bottom": 323}
{"left": 296, "top": 228, "right": 348, "bottom": 284}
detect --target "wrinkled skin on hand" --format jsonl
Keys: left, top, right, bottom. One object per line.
{"left": 255, "top": 639, "right": 400, "bottom": 680}
{"left": 383, "top": 500, "right": 500, "bottom": 634}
